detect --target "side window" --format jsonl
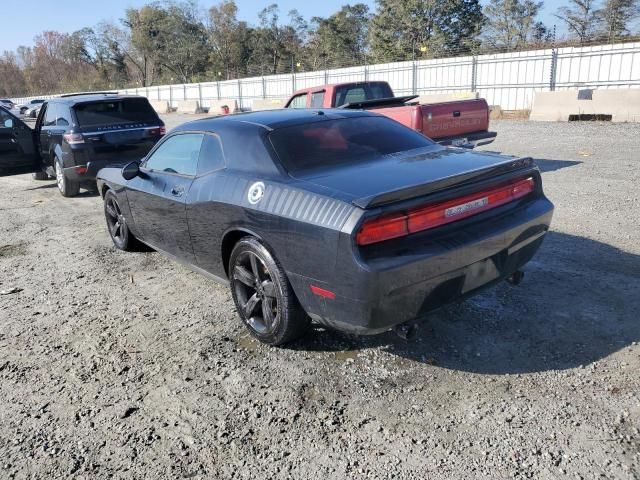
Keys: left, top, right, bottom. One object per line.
{"left": 288, "top": 93, "right": 307, "bottom": 109}
{"left": 335, "top": 87, "right": 367, "bottom": 107}
{"left": 310, "top": 91, "right": 325, "bottom": 108}
{"left": 56, "top": 106, "right": 71, "bottom": 127}
{"left": 197, "top": 134, "right": 225, "bottom": 175}
{"left": 43, "top": 104, "right": 56, "bottom": 126}
{"left": 144, "top": 133, "right": 203, "bottom": 176}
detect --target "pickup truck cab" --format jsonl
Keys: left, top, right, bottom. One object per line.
{"left": 285, "top": 81, "right": 496, "bottom": 148}
{"left": 0, "top": 94, "right": 165, "bottom": 197}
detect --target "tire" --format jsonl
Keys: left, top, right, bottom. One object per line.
{"left": 55, "top": 157, "right": 80, "bottom": 197}
{"left": 104, "top": 190, "right": 138, "bottom": 252}
{"left": 32, "top": 171, "right": 49, "bottom": 180}
{"left": 229, "top": 237, "right": 309, "bottom": 346}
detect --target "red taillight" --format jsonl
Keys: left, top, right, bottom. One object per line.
{"left": 356, "top": 177, "right": 535, "bottom": 246}
{"left": 149, "top": 126, "right": 166, "bottom": 136}
{"left": 63, "top": 133, "right": 84, "bottom": 145}
{"left": 74, "top": 166, "right": 88, "bottom": 174}
{"left": 356, "top": 212, "right": 409, "bottom": 246}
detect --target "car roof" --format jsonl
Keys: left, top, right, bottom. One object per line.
{"left": 48, "top": 94, "right": 148, "bottom": 105}
{"left": 174, "top": 108, "right": 378, "bottom": 133}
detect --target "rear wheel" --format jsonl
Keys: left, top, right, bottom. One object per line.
{"left": 32, "top": 171, "right": 49, "bottom": 180}
{"left": 229, "top": 238, "right": 309, "bottom": 346}
{"left": 55, "top": 157, "right": 79, "bottom": 197}
{"left": 104, "top": 190, "right": 137, "bottom": 251}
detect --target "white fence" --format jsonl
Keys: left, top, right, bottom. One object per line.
{"left": 13, "top": 41, "right": 640, "bottom": 111}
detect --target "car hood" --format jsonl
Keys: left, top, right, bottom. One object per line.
{"left": 294, "top": 146, "right": 533, "bottom": 208}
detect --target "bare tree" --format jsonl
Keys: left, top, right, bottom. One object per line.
{"left": 555, "top": 0, "right": 601, "bottom": 44}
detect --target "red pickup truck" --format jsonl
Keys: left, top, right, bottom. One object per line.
{"left": 284, "top": 81, "right": 496, "bottom": 148}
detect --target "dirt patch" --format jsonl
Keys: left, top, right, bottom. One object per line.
{"left": 0, "top": 120, "right": 638, "bottom": 479}
{"left": 0, "top": 242, "right": 27, "bottom": 258}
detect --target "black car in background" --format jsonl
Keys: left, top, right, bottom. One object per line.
{"left": 94, "top": 109, "right": 553, "bottom": 346}
{"left": 0, "top": 94, "right": 165, "bottom": 196}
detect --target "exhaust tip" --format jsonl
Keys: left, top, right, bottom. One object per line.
{"left": 394, "top": 322, "right": 418, "bottom": 340}
{"left": 507, "top": 270, "right": 525, "bottom": 286}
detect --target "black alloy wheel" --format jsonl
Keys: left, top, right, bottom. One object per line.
{"left": 229, "top": 238, "right": 309, "bottom": 345}
{"left": 104, "top": 190, "right": 131, "bottom": 251}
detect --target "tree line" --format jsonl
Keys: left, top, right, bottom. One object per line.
{"left": 1, "top": 0, "right": 638, "bottom": 97}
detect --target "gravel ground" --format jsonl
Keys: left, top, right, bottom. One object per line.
{"left": 0, "top": 118, "right": 638, "bottom": 479}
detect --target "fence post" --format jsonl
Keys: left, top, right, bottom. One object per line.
{"left": 169, "top": 85, "right": 173, "bottom": 107}
{"left": 237, "top": 79, "right": 242, "bottom": 109}
{"left": 364, "top": 65, "right": 369, "bottom": 82}
{"left": 198, "top": 83, "right": 202, "bottom": 105}
{"left": 550, "top": 48, "right": 558, "bottom": 91}
{"left": 262, "top": 76, "right": 266, "bottom": 99}
{"left": 412, "top": 61, "right": 418, "bottom": 95}
{"left": 216, "top": 81, "right": 221, "bottom": 100}
{"left": 183, "top": 84, "right": 187, "bottom": 100}
{"left": 292, "top": 73, "right": 296, "bottom": 93}
{"left": 471, "top": 56, "right": 478, "bottom": 92}
{"left": 324, "top": 70, "right": 329, "bottom": 85}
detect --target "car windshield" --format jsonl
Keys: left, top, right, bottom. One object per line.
{"left": 269, "top": 116, "right": 434, "bottom": 174}
{"left": 73, "top": 98, "right": 158, "bottom": 127}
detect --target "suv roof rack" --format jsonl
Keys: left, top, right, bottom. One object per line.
{"left": 59, "top": 91, "right": 119, "bottom": 98}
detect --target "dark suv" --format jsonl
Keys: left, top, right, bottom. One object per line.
{"left": 0, "top": 93, "right": 165, "bottom": 196}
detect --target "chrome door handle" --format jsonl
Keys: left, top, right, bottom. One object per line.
{"left": 170, "top": 186, "right": 184, "bottom": 197}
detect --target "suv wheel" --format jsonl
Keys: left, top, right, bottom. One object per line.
{"left": 229, "top": 238, "right": 310, "bottom": 346}
{"left": 32, "top": 171, "right": 49, "bottom": 180}
{"left": 55, "top": 157, "right": 79, "bottom": 197}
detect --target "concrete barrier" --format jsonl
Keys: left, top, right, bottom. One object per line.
{"left": 175, "top": 100, "right": 201, "bottom": 114}
{"left": 418, "top": 91, "right": 478, "bottom": 104}
{"left": 593, "top": 89, "right": 640, "bottom": 122}
{"left": 149, "top": 100, "right": 170, "bottom": 114}
{"left": 206, "top": 99, "right": 239, "bottom": 115}
{"left": 252, "top": 98, "right": 286, "bottom": 111}
{"left": 530, "top": 88, "right": 640, "bottom": 122}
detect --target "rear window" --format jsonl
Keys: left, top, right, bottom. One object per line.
{"left": 269, "top": 116, "right": 434, "bottom": 173}
{"left": 73, "top": 98, "right": 159, "bottom": 127}
{"left": 334, "top": 83, "right": 394, "bottom": 107}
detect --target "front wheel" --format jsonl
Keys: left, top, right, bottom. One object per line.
{"left": 229, "top": 238, "right": 309, "bottom": 346}
{"left": 55, "top": 158, "right": 79, "bottom": 197}
{"left": 104, "top": 190, "right": 138, "bottom": 251}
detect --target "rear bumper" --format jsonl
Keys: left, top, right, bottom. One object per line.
{"left": 64, "top": 160, "right": 127, "bottom": 182}
{"left": 291, "top": 197, "right": 553, "bottom": 335}
{"left": 436, "top": 130, "right": 497, "bottom": 149}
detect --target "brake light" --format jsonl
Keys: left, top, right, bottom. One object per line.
{"left": 356, "top": 212, "right": 408, "bottom": 246}
{"left": 356, "top": 177, "right": 535, "bottom": 246}
{"left": 74, "top": 166, "right": 88, "bottom": 174}
{"left": 63, "top": 133, "right": 84, "bottom": 145}
{"left": 149, "top": 126, "right": 166, "bottom": 136}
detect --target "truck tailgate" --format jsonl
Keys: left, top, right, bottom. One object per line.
{"left": 417, "top": 99, "right": 490, "bottom": 140}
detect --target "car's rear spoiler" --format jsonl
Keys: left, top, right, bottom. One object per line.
{"left": 352, "top": 157, "right": 536, "bottom": 209}
{"left": 338, "top": 95, "right": 419, "bottom": 110}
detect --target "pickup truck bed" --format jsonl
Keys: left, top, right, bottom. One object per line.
{"left": 284, "top": 81, "right": 496, "bottom": 148}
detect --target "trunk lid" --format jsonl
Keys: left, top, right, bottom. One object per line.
{"left": 294, "top": 146, "right": 534, "bottom": 209}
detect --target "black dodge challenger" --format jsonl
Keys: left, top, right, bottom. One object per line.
{"left": 95, "top": 109, "right": 554, "bottom": 345}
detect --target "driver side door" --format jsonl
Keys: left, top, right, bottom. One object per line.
{"left": 0, "top": 108, "right": 39, "bottom": 176}
{"left": 126, "top": 132, "right": 204, "bottom": 264}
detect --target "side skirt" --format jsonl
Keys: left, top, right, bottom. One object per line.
{"left": 138, "top": 239, "right": 230, "bottom": 287}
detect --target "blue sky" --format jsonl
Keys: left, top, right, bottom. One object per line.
{"left": 1, "top": 0, "right": 566, "bottom": 53}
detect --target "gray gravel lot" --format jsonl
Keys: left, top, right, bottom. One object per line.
{"left": 0, "top": 117, "right": 638, "bottom": 479}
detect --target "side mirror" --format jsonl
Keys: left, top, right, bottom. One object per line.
{"left": 4, "top": 118, "right": 13, "bottom": 128}
{"left": 122, "top": 161, "right": 140, "bottom": 180}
